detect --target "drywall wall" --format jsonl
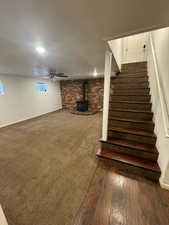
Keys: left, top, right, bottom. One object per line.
{"left": 151, "top": 28, "right": 169, "bottom": 109}
{"left": 108, "top": 39, "right": 122, "bottom": 70}
{"left": 147, "top": 28, "right": 169, "bottom": 188}
{"left": 0, "top": 75, "right": 62, "bottom": 127}
{"left": 122, "top": 33, "right": 148, "bottom": 63}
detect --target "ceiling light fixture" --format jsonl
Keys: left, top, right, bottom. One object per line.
{"left": 36, "top": 46, "right": 46, "bottom": 55}
{"left": 93, "top": 68, "right": 97, "bottom": 77}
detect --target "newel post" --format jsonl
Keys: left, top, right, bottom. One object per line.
{"left": 102, "top": 50, "right": 112, "bottom": 141}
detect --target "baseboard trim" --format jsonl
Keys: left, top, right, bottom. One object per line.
{"left": 0, "top": 205, "right": 8, "bottom": 225}
{"left": 0, "top": 108, "right": 62, "bottom": 129}
{"left": 160, "top": 178, "right": 169, "bottom": 190}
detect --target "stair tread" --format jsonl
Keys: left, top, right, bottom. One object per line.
{"left": 117, "top": 74, "right": 147, "bottom": 77}
{"left": 114, "top": 80, "right": 148, "bottom": 82}
{"left": 111, "top": 93, "right": 150, "bottom": 97}
{"left": 110, "top": 100, "right": 151, "bottom": 104}
{"left": 110, "top": 108, "right": 153, "bottom": 113}
{"left": 111, "top": 94, "right": 150, "bottom": 96}
{"left": 109, "top": 116, "right": 153, "bottom": 124}
{"left": 114, "top": 81, "right": 148, "bottom": 84}
{"left": 113, "top": 91, "right": 150, "bottom": 95}
{"left": 122, "top": 68, "right": 147, "bottom": 70}
{"left": 122, "top": 70, "right": 147, "bottom": 72}
{"left": 97, "top": 150, "right": 160, "bottom": 173}
{"left": 121, "top": 71, "right": 147, "bottom": 74}
{"left": 108, "top": 126, "right": 156, "bottom": 138}
{"left": 120, "top": 74, "right": 148, "bottom": 76}
{"left": 122, "top": 61, "right": 147, "bottom": 65}
{"left": 104, "top": 138, "right": 157, "bottom": 153}
{"left": 113, "top": 87, "right": 149, "bottom": 90}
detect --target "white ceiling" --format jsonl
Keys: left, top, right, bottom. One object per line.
{"left": 0, "top": 0, "right": 169, "bottom": 79}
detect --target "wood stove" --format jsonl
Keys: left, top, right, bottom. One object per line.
{"left": 76, "top": 81, "right": 88, "bottom": 112}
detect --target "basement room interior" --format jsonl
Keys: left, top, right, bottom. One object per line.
{"left": 0, "top": 1, "right": 169, "bottom": 225}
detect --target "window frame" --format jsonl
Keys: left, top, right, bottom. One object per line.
{"left": 0, "top": 80, "right": 5, "bottom": 95}
{"left": 36, "top": 82, "right": 48, "bottom": 93}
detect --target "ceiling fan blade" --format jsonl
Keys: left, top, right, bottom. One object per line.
{"left": 48, "top": 70, "right": 68, "bottom": 78}
{"left": 56, "top": 74, "right": 68, "bottom": 77}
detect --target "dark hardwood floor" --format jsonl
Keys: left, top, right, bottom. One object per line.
{"left": 73, "top": 160, "right": 169, "bottom": 225}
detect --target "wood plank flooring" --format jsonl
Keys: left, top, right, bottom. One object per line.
{"left": 73, "top": 160, "right": 169, "bottom": 225}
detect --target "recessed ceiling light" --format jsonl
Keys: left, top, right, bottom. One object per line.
{"left": 93, "top": 68, "right": 97, "bottom": 77}
{"left": 36, "top": 46, "right": 46, "bottom": 55}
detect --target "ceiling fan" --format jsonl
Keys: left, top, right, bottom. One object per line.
{"left": 48, "top": 69, "right": 69, "bottom": 79}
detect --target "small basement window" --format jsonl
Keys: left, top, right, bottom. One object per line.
{"left": 0, "top": 81, "right": 5, "bottom": 95}
{"left": 36, "top": 82, "right": 48, "bottom": 92}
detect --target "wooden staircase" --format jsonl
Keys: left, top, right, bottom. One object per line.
{"left": 97, "top": 62, "right": 161, "bottom": 181}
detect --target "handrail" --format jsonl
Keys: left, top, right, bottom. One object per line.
{"left": 150, "top": 33, "right": 169, "bottom": 138}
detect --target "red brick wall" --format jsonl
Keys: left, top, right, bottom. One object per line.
{"left": 61, "top": 79, "right": 105, "bottom": 112}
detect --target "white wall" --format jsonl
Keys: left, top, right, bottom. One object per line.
{"left": 151, "top": 28, "right": 169, "bottom": 109}
{"left": 147, "top": 28, "right": 169, "bottom": 188}
{"left": 122, "top": 33, "right": 148, "bottom": 63}
{"left": 108, "top": 38, "right": 122, "bottom": 70}
{"left": 0, "top": 75, "right": 62, "bottom": 128}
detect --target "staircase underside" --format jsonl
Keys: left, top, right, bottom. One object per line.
{"left": 97, "top": 62, "right": 161, "bottom": 182}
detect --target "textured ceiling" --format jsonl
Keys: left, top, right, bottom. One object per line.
{"left": 0, "top": 0, "right": 169, "bottom": 79}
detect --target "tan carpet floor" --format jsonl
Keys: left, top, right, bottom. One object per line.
{"left": 0, "top": 111, "right": 101, "bottom": 225}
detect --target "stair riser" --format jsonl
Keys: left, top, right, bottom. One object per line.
{"left": 122, "top": 64, "right": 147, "bottom": 68}
{"left": 97, "top": 154, "right": 160, "bottom": 181}
{"left": 110, "top": 102, "right": 152, "bottom": 110}
{"left": 101, "top": 142, "right": 158, "bottom": 161}
{"left": 108, "top": 119, "right": 154, "bottom": 132}
{"left": 122, "top": 62, "right": 147, "bottom": 69}
{"left": 122, "top": 63, "right": 147, "bottom": 68}
{"left": 113, "top": 77, "right": 148, "bottom": 83}
{"left": 122, "top": 65, "right": 147, "bottom": 70}
{"left": 119, "top": 73, "right": 147, "bottom": 78}
{"left": 113, "top": 89, "right": 150, "bottom": 95}
{"left": 108, "top": 130, "right": 156, "bottom": 145}
{"left": 109, "top": 111, "right": 153, "bottom": 121}
{"left": 122, "top": 69, "right": 147, "bottom": 74}
{"left": 114, "top": 82, "right": 149, "bottom": 89}
{"left": 111, "top": 95, "right": 151, "bottom": 102}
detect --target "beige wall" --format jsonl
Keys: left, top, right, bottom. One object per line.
{"left": 0, "top": 75, "right": 62, "bottom": 127}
